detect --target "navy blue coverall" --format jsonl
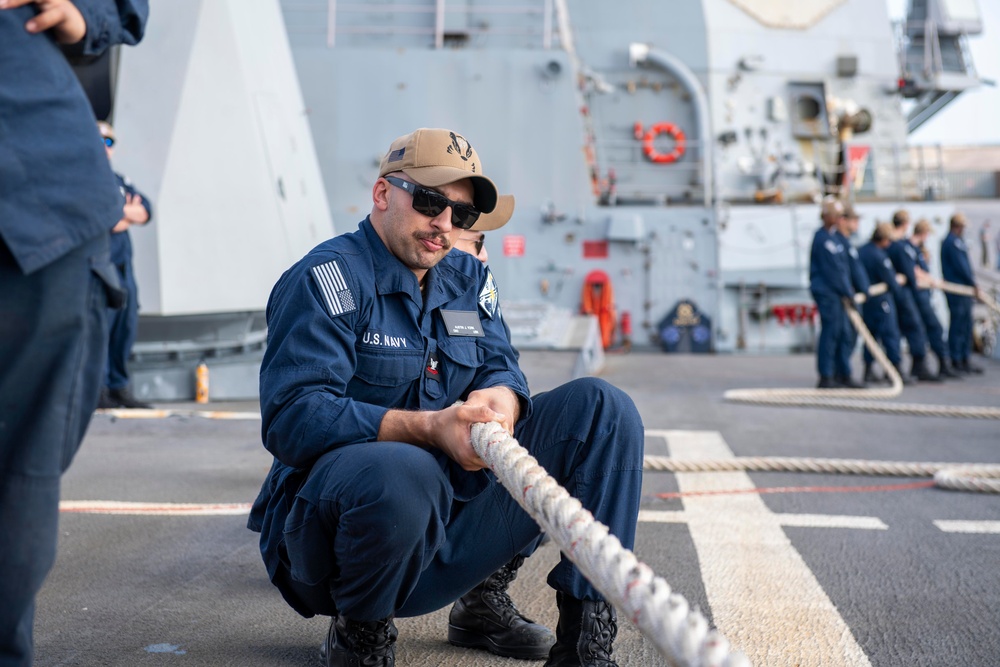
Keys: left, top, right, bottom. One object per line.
{"left": 912, "top": 246, "right": 949, "bottom": 363}
{"left": 837, "top": 232, "right": 870, "bottom": 378}
{"left": 106, "top": 174, "right": 153, "bottom": 391}
{"left": 887, "top": 239, "right": 928, "bottom": 361}
{"left": 941, "top": 231, "right": 976, "bottom": 364}
{"left": 248, "top": 219, "right": 644, "bottom": 622}
{"left": 809, "top": 226, "right": 853, "bottom": 379}
{"left": 859, "top": 242, "right": 903, "bottom": 368}
{"left": 0, "top": 3, "right": 147, "bottom": 664}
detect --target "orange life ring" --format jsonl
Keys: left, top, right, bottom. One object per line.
{"left": 638, "top": 122, "right": 686, "bottom": 164}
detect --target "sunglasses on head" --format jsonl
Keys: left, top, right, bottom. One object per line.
{"left": 461, "top": 233, "right": 485, "bottom": 255}
{"left": 103, "top": 136, "right": 115, "bottom": 148}
{"left": 384, "top": 176, "right": 481, "bottom": 230}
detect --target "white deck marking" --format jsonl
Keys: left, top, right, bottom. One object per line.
{"left": 60, "top": 501, "right": 251, "bottom": 516}
{"left": 640, "top": 510, "right": 887, "bottom": 531}
{"left": 647, "top": 429, "right": 872, "bottom": 667}
{"left": 934, "top": 520, "right": 1000, "bottom": 534}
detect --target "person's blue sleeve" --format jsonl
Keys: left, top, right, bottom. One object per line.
{"left": 849, "top": 253, "right": 870, "bottom": 294}
{"left": 65, "top": 0, "right": 148, "bottom": 56}
{"left": 467, "top": 268, "right": 533, "bottom": 422}
{"left": 259, "top": 259, "right": 389, "bottom": 470}
{"left": 120, "top": 175, "right": 153, "bottom": 222}
{"left": 889, "top": 243, "right": 918, "bottom": 288}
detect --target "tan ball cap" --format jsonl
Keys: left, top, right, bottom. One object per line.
{"left": 470, "top": 194, "right": 515, "bottom": 231}
{"left": 378, "top": 128, "right": 499, "bottom": 214}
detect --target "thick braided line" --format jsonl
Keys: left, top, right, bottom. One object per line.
{"left": 642, "top": 455, "right": 1000, "bottom": 494}
{"left": 939, "top": 280, "right": 1000, "bottom": 316}
{"left": 725, "top": 302, "right": 1000, "bottom": 419}
{"left": 471, "top": 421, "right": 752, "bottom": 667}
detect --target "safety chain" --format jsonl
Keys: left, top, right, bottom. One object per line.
{"left": 724, "top": 289, "right": 1000, "bottom": 419}
{"left": 471, "top": 421, "right": 751, "bottom": 667}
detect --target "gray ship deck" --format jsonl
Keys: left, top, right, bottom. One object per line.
{"left": 36, "top": 349, "right": 1000, "bottom": 666}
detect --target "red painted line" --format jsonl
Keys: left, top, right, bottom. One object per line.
{"left": 654, "top": 480, "right": 936, "bottom": 499}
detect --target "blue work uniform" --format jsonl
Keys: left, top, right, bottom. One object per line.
{"left": 0, "top": 3, "right": 148, "bottom": 665}
{"left": 836, "top": 231, "right": 870, "bottom": 377}
{"left": 859, "top": 242, "right": 902, "bottom": 367}
{"left": 248, "top": 219, "right": 644, "bottom": 622}
{"left": 941, "top": 231, "right": 976, "bottom": 363}
{"left": 106, "top": 173, "right": 153, "bottom": 391}
{"left": 911, "top": 244, "right": 949, "bottom": 362}
{"left": 809, "top": 226, "right": 853, "bottom": 379}
{"left": 887, "top": 239, "right": 928, "bottom": 360}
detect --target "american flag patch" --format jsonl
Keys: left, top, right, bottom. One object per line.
{"left": 387, "top": 147, "right": 406, "bottom": 163}
{"left": 311, "top": 260, "right": 357, "bottom": 317}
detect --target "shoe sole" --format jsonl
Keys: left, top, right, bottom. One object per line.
{"left": 447, "top": 625, "right": 552, "bottom": 660}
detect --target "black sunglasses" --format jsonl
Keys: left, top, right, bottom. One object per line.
{"left": 103, "top": 136, "right": 115, "bottom": 148}
{"left": 461, "top": 233, "right": 485, "bottom": 255}
{"left": 384, "top": 176, "right": 481, "bottom": 230}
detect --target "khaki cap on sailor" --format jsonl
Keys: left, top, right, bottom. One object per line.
{"left": 378, "top": 128, "right": 499, "bottom": 214}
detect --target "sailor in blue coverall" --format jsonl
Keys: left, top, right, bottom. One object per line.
{"left": 941, "top": 213, "right": 982, "bottom": 374}
{"left": 887, "top": 214, "right": 939, "bottom": 382}
{"left": 809, "top": 197, "right": 854, "bottom": 388}
{"left": 0, "top": 2, "right": 147, "bottom": 664}
{"left": 98, "top": 121, "right": 155, "bottom": 408}
{"left": 248, "top": 128, "right": 644, "bottom": 667}
{"left": 909, "top": 219, "right": 960, "bottom": 378}
{"left": 859, "top": 223, "right": 911, "bottom": 384}
{"left": 834, "top": 206, "right": 869, "bottom": 387}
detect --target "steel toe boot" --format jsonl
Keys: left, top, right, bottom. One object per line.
{"left": 324, "top": 616, "right": 397, "bottom": 667}
{"left": 543, "top": 592, "right": 618, "bottom": 667}
{"left": 448, "top": 554, "right": 555, "bottom": 659}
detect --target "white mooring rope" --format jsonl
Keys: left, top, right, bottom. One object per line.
{"left": 471, "top": 421, "right": 751, "bottom": 667}
{"left": 724, "top": 287, "right": 1000, "bottom": 419}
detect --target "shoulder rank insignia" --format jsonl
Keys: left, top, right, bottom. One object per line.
{"left": 311, "top": 260, "right": 357, "bottom": 318}
{"left": 478, "top": 268, "right": 499, "bottom": 320}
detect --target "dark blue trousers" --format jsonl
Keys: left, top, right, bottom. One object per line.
{"left": 278, "top": 377, "right": 645, "bottom": 621}
{"left": 105, "top": 259, "right": 139, "bottom": 390}
{"left": 895, "top": 288, "right": 927, "bottom": 360}
{"left": 862, "top": 298, "right": 902, "bottom": 367}
{"left": 0, "top": 234, "right": 115, "bottom": 667}
{"left": 813, "top": 291, "right": 846, "bottom": 378}
{"left": 914, "top": 289, "right": 949, "bottom": 361}
{"left": 946, "top": 294, "right": 974, "bottom": 363}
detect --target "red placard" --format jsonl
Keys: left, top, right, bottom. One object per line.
{"left": 583, "top": 240, "right": 609, "bottom": 259}
{"left": 502, "top": 235, "right": 525, "bottom": 257}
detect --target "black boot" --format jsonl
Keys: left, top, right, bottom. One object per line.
{"left": 543, "top": 593, "right": 618, "bottom": 667}
{"left": 893, "top": 364, "right": 916, "bottom": 386}
{"left": 109, "top": 386, "right": 153, "bottom": 409}
{"left": 323, "top": 616, "right": 397, "bottom": 667}
{"left": 834, "top": 374, "right": 865, "bottom": 389}
{"left": 937, "top": 356, "right": 962, "bottom": 379}
{"left": 817, "top": 376, "right": 837, "bottom": 389}
{"left": 863, "top": 365, "right": 880, "bottom": 385}
{"left": 911, "top": 358, "right": 942, "bottom": 383}
{"left": 97, "top": 387, "right": 120, "bottom": 409}
{"left": 448, "top": 555, "right": 555, "bottom": 659}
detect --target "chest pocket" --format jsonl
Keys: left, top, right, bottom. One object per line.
{"left": 423, "top": 336, "right": 482, "bottom": 402}
{"left": 353, "top": 347, "right": 424, "bottom": 387}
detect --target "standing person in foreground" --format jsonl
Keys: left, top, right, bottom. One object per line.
{"left": 248, "top": 128, "right": 645, "bottom": 667}
{"left": 97, "top": 120, "right": 156, "bottom": 409}
{"left": 0, "top": 1, "right": 148, "bottom": 665}
{"left": 809, "top": 196, "right": 854, "bottom": 388}
{"left": 941, "top": 213, "right": 983, "bottom": 374}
